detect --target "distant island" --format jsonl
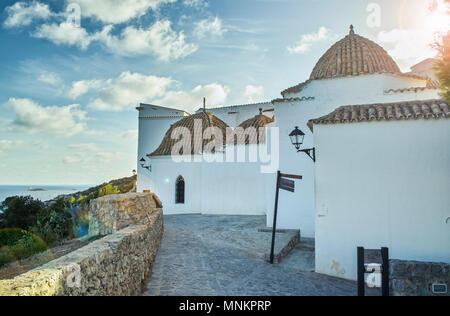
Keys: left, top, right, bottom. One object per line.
{"left": 28, "top": 188, "right": 46, "bottom": 192}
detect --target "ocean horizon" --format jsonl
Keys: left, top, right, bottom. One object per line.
{"left": 0, "top": 185, "right": 92, "bottom": 204}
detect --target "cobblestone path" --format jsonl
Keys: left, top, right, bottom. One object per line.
{"left": 143, "top": 215, "right": 362, "bottom": 296}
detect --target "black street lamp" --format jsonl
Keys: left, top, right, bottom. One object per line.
{"left": 140, "top": 157, "right": 152, "bottom": 172}
{"left": 289, "top": 126, "right": 315, "bottom": 162}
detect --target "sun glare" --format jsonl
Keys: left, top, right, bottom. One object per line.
{"left": 425, "top": 1, "right": 449, "bottom": 33}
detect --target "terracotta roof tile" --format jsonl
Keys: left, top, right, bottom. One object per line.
{"left": 308, "top": 99, "right": 449, "bottom": 131}
{"left": 272, "top": 96, "right": 315, "bottom": 103}
{"left": 384, "top": 86, "right": 438, "bottom": 94}
{"left": 281, "top": 80, "right": 311, "bottom": 98}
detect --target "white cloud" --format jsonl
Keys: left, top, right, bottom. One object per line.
{"left": 287, "top": 26, "right": 337, "bottom": 54}
{"left": 34, "top": 20, "right": 197, "bottom": 60}
{"left": 34, "top": 22, "right": 93, "bottom": 50}
{"left": 87, "top": 72, "right": 173, "bottom": 111}
{"left": 38, "top": 72, "right": 62, "bottom": 86}
{"left": 0, "top": 140, "right": 24, "bottom": 154}
{"left": 3, "top": 1, "right": 52, "bottom": 28}
{"left": 32, "top": 140, "right": 50, "bottom": 150}
{"left": 377, "top": 29, "right": 436, "bottom": 70}
{"left": 97, "top": 21, "right": 198, "bottom": 60}
{"left": 121, "top": 129, "right": 138, "bottom": 139}
{"left": 76, "top": 71, "right": 230, "bottom": 112}
{"left": 68, "top": 79, "right": 103, "bottom": 99}
{"left": 244, "top": 85, "right": 264, "bottom": 103}
{"left": 63, "top": 143, "right": 121, "bottom": 164}
{"left": 193, "top": 17, "right": 226, "bottom": 39}
{"left": 4, "top": 98, "right": 88, "bottom": 137}
{"left": 74, "top": 0, "right": 176, "bottom": 24}
{"left": 155, "top": 83, "right": 230, "bottom": 112}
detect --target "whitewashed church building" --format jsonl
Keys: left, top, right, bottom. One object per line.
{"left": 137, "top": 26, "right": 449, "bottom": 280}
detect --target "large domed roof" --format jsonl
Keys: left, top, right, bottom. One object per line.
{"left": 148, "top": 111, "right": 229, "bottom": 156}
{"left": 309, "top": 25, "right": 400, "bottom": 80}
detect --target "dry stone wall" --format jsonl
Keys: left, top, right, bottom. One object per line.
{"left": 390, "top": 259, "right": 449, "bottom": 296}
{"left": 0, "top": 192, "right": 163, "bottom": 296}
{"left": 89, "top": 192, "right": 162, "bottom": 236}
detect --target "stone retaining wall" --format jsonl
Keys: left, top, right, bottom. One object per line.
{"left": 0, "top": 193, "right": 163, "bottom": 296}
{"left": 390, "top": 259, "right": 449, "bottom": 296}
{"left": 89, "top": 192, "right": 162, "bottom": 236}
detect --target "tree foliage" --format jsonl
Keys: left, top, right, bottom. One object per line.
{"left": 0, "top": 196, "right": 44, "bottom": 230}
{"left": 434, "top": 33, "right": 450, "bottom": 103}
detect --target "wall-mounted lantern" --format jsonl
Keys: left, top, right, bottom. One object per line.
{"left": 140, "top": 157, "right": 152, "bottom": 172}
{"left": 289, "top": 126, "right": 315, "bottom": 162}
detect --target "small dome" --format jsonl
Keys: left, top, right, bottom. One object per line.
{"left": 237, "top": 109, "right": 275, "bottom": 130}
{"left": 148, "top": 111, "right": 229, "bottom": 156}
{"left": 233, "top": 109, "right": 275, "bottom": 145}
{"left": 309, "top": 25, "right": 400, "bottom": 80}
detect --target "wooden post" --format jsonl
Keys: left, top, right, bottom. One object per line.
{"left": 357, "top": 247, "right": 365, "bottom": 296}
{"left": 269, "top": 171, "right": 281, "bottom": 264}
{"left": 381, "top": 247, "right": 389, "bottom": 296}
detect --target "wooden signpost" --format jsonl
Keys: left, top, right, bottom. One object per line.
{"left": 269, "top": 171, "right": 303, "bottom": 264}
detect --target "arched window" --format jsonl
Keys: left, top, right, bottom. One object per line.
{"left": 175, "top": 176, "right": 185, "bottom": 204}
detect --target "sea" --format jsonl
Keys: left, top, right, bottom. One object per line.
{"left": 0, "top": 185, "right": 91, "bottom": 204}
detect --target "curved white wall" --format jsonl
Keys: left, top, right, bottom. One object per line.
{"left": 314, "top": 119, "right": 450, "bottom": 280}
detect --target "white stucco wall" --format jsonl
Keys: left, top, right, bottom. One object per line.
{"left": 144, "top": 156, "right": 203, "bottom": 214}
{"left": 148, "top": 150, "right": 268, "bottom": 215}
{"left": 313, "top": 119, "right": 450, "bottom": 281}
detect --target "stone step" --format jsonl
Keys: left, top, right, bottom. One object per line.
{"left": 260, "top": 229, "right": 301, "bottom": 264}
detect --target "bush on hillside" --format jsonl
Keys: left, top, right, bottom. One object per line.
{"left": 0, "top": 231, "right": 48, "bottom": 267}
{"left": 98, "top": 184, "right": 120, "bottom": 197}
{"left": 0, "top": 196, "right": 44, "bottom": 230}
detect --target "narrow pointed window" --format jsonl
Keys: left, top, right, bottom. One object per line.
{"left": 175, "top": 176, "right": 185, "bottom": 204}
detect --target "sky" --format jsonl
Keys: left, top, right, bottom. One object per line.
{"left": 0, "top": 0, "right": 448, "bottom": 185}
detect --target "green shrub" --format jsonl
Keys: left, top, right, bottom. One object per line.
{"left": 0, "top": 232, "right": 48, "bottom": 267}
{"left": 98, "top": 185, "right": 120, "bottom": 197}
{"left": 34, "top": 199, "right": 73, "bottom": 244}
{"left": 0, "top": 229, "right": 28, "bottom": 246}
{"left": 120, "top": 180, "right": 136, "bottom": 193}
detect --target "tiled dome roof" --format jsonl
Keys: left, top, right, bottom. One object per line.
{"left": 309, "top": 25, "right": 400, "bottom": 80}
{"left": 237, "top": 109, "right": 275, "bottom": 130}
{"left": 148, "top": 111, "right": 230, "bottom": 156}
{"left": 232, "top": 109, "right": 275, "bottom": 145}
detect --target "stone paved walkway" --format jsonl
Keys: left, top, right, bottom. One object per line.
{"left": 143, "top": 215, "right": 361, "bottom": 296}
